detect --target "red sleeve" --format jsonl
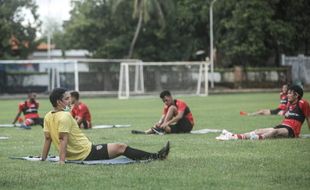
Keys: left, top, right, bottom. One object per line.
{"left": 76, "top": 104, "right": 88, "bottom": 118}
{"left": 71, "top": 105, "right": 78, "bottom": 117}
{"left": 300, "top": 100, "right": 310, "bottom": 117}
{"left": 18, "top": 103, "right": 24, "bottom": 112}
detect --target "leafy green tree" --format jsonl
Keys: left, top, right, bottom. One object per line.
{"left": 215, "top": 0, "right": 309, "bottom": 67}
{"left": 63, "top": 0, "right": 133, "bottom": 58}
{"left": 0, "top": 0, "right": 40, "bottom": 59}
{"left": 111, "top": 0, "right": 174, "bottom": 58}
{"left": 273, "top": 0, "right": 310, "bottom": 55}
{"left": 59, "top": 0, "right": 310, "bottom": 67}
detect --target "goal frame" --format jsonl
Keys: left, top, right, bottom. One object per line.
{"left": 118, "top": 61, "right": 210, "bottom": 99}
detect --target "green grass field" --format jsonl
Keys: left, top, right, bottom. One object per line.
{"left": 0, "top": 92, "right": 310, "bottom": 190}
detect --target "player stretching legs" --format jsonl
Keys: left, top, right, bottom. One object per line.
{"left": 240, "top": 84, "right": 288, "bottom": 116}
{"left": 218, "top": 85, "right": 310, "bottom": 140}
{"left": 42, "top": 88, "right": 170, "bottom": 164}
{"left": 132, "top": 90, "right": 194, "bottom": 135}
{"left": 12, "top": 92, "right": 44, "bottom": 129}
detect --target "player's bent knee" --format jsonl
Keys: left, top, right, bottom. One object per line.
{"left": 115, "top": 143, "right": 127, "bottom": 153}
{"left": 168, "top": 105, "right": 177, "bottom": 112}
{"left": 108, "top": 143, "right": 127, "bottom": 155}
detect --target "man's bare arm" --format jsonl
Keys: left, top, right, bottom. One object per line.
{"left": 161, "top": 111, "right": 184, "bottom": 128}
{"left": 12, "top": 111, "right": 22, "bottom": 124}
{"left": 41, "top": 132, "right": 52, "bottom": 161}
{"left": 59, "top": 132, "right": 68, "bottom": 164}
{"left": 154, "top": 115, "right": 165, "bottom": 127}
{"left": 306, "top": 116, "right": 310, "bottom": 130}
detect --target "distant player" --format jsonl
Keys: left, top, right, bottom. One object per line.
{"left": 70, "top": 91, "right": 92, "bottom": 129}
{"left": 132, "top": 90, "right": 194, "bottom": 134}
{"left": 217, "top": 85, "right": 310, "bottom": 140}
{"left": 12, "top": 92, "right": 44, "bottom": 129}
{"left": 240, "top": 84, "right": 288, "bottom": 116}
{"left": 41, "top": 88, "right": 170, "bottom": 164}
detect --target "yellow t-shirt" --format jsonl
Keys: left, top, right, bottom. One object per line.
{"left": 43, "top": 111, "right": 92, "bottom": 160}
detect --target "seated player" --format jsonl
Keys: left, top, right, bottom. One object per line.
{"left": 217, "top": 85, "right": 310, "bottom": 140}
{"left": 240, "top": 84, "right": 288, "bottom": 116}
{"left": 132, "top": 90, "right": 194, "bottom": 135}
{"left": 70, "top": 91, "right": 92, "bottom": 129}
{"left": 41, "top": 88, "right": 170, "bottom": 164}
{"left": 12, "top": 92, "right": 44, "bottom": 129}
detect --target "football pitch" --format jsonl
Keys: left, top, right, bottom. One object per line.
{"left": 0, "top": 92, "right": 309, "bottom": 190}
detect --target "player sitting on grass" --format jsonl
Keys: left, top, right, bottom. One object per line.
{"left": 132, "top": 90, "right": 194, "bottom": 135}
{"left": 41, "top": 88, "right": 170, "bottom": 164}
{"left": 70, "top": 91, "right": 92, "bottom": 129}
{"left": 12, "top": 92, "right": 44, "bottom": 129}
{"left": 240, "top": 84, "right": 288, "bottom": 116}
{"left": 217, "top": 85, "right": 310, "bottom": 140}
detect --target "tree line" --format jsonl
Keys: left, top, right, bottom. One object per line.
{"left": 1, "top": 0, "right": 309, "bottom": 67}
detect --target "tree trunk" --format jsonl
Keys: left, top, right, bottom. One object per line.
{"left": 127, "top": 10, "right": 143, "bottom": 58}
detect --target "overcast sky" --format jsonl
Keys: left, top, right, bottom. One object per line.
{"left": 35, "top": 0, "right": 71, "bottom": 22}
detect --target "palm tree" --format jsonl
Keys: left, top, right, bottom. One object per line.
{"left": 112, "top": 0, "right": 173, "bottom": 58}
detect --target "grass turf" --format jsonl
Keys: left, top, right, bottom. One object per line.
{"left": 0, "top": 92, "right": 310, "bottom": 190}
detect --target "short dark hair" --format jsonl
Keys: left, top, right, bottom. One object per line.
{"left": 288, "top": 85, "right": 303, "bottom": 99}
{"left": 160, "top": 90, "right": 171, "bottom": 99}
{"left": 70, "top": 91, "right": 80, "bottom": 100}
{"left": 49, "top": 88, "right": 68, "bottom": 107}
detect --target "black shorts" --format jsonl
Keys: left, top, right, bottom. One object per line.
{"left": 270, "top": 108, "right": 282, "bottom": 115}
{"left": 80, "top": 120, "right": 91, "bottom": 129}
{"left": 31, "top": 118, "right": 44, "bottom": 127}
{"left": 169, "top": 117, "right": 193, "bottom": 133}
{"left": 274, "top": 125, "right": 295, "bottom": 138}
{"left": 84, "top": 144, "right": 109, "bottom": 161}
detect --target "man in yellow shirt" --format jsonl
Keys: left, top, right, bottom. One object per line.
{"left": 41, "top": 88, "right": 170, "bottom": 164}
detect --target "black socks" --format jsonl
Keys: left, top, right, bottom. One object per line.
{"left": 124, "top": 146, "right": 158, "bottom": 160}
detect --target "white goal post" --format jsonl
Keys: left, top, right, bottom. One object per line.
{"left": 118, "top": 60, "right": 210, "bottom": 99}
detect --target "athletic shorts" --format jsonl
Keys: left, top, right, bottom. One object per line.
{"left": 25, "top": 117, "right": 44, "bottom": 127}
{"left": 273, "top": 125, "right": 295, "bottom": 138}
{"left": 80, "top": 120, "right": 92, "bottom": 129}
{"left": 169, "top": 117, "right": 193, "bottom": 133}
{"left": 84, "top": 144, "right": 109, "bottom": 161}
{"left": 270, "top": 108, "right": 282, "bottom": 115}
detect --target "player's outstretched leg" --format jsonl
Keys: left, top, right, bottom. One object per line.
{"left": 123, "top": 141, "right": 170, "bottom": 160}
{"left": 108, "top": 141, "right": 170, "bottom": 160}
{"left": 131, "top": 130, "right": 146, "bottom": 134}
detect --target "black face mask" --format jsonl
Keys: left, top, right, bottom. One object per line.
{"left": 30, "top": 98, "right": 35, "bottom": 103}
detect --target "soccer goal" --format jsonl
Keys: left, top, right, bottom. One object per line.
{"left": 118, "top": 60, "right": 210, "bottom": 99}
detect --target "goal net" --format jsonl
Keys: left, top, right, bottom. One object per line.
{"left": 118, "top": 61, "right": 209, "bottom": 99}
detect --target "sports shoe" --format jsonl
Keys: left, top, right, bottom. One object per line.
{"left": 131, "top": 130, "right": 146, "bottom": 134}
{"left": 249, "top": 132, "right": 259, "bottom": 140}
{"left": 240, "top": 111, "right": 248, "bottom": 116}
{"left": 158, "top": 141, "right": 170, "bottom": 160}
{"left": 216, "top": 130, "right": 236, "bottom": 140}
{"left": 20, "top": 124, "right": 31, "bottom": 130}
{"left": 222, "top": 129, "right": 233, "bottom": 135}
{"left": 152, "top": 127, "right": 164, "bottom": 135}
